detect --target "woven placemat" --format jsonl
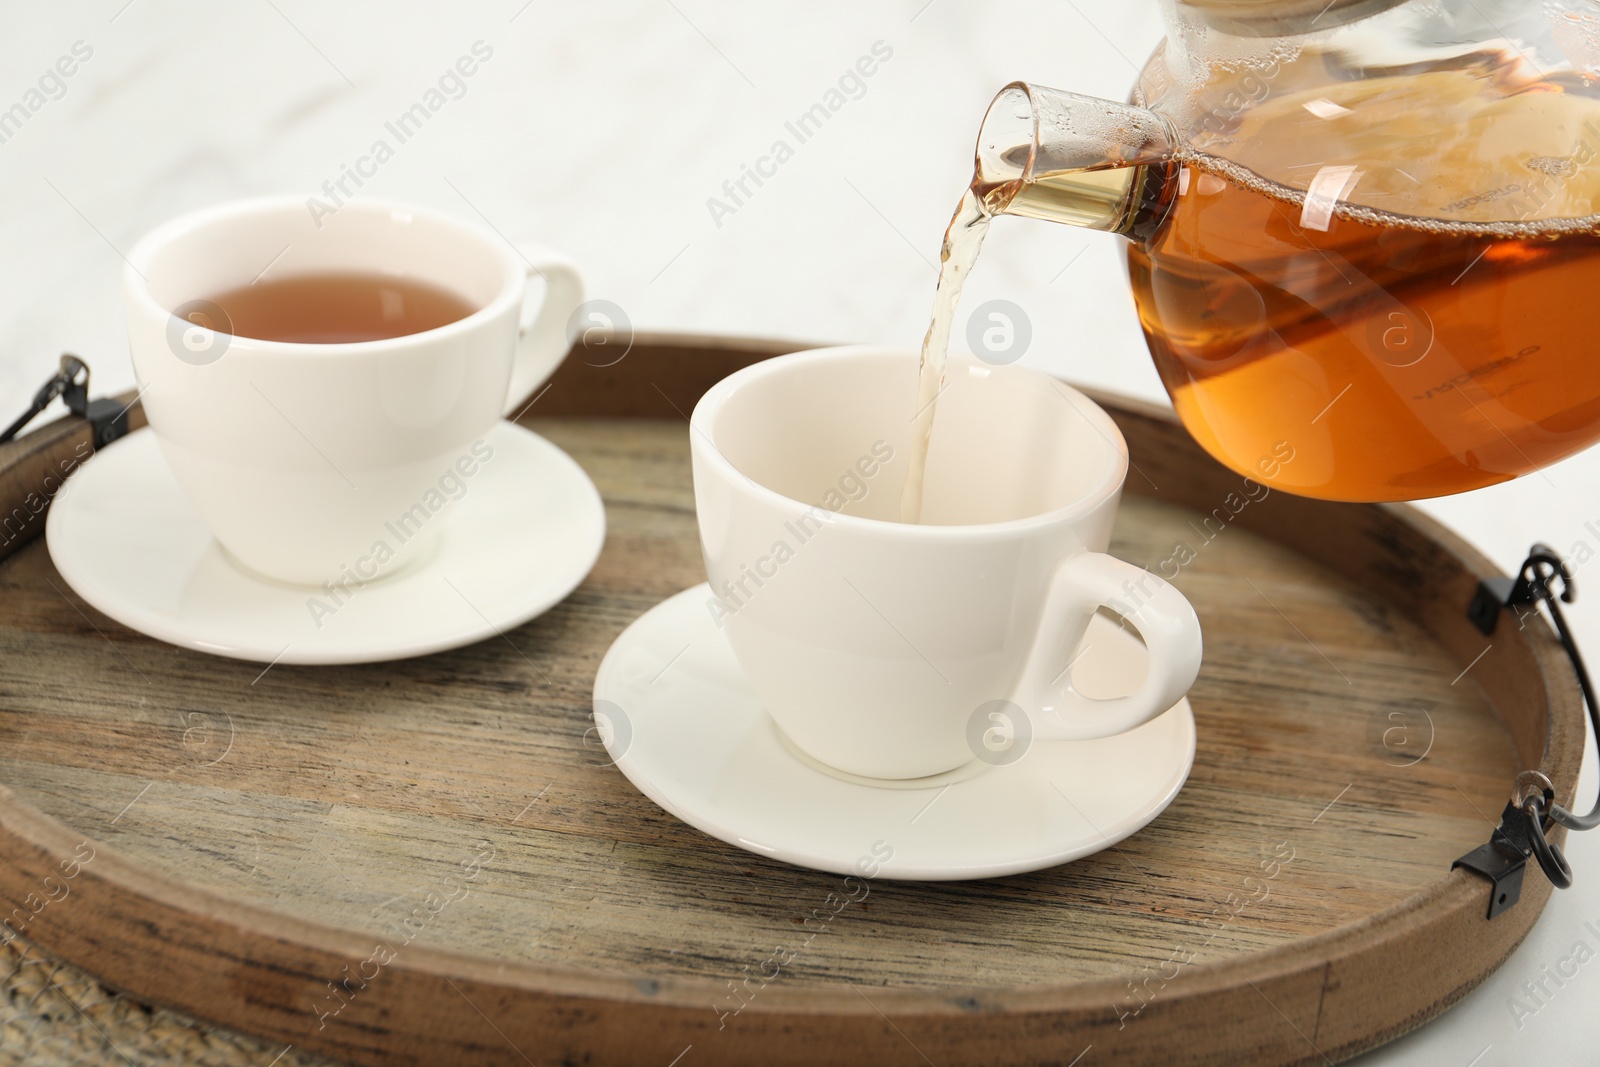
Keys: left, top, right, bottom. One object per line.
{"left": 0, "top": 933, "right": 342, "bottom": 1067}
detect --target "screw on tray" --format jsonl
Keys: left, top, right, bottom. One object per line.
{"left": 0, "top": 355, "right": 130, "bottom": 449}
{"left": 1456, "top": 545, "right": 1595, "bottom": 917}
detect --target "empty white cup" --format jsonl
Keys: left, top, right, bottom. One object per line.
{"left": 691, "top": 346, "right": 1204, "bottom": 780}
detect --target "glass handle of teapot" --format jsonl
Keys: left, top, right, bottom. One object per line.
{"left": 975, "top": 82, "right": 1182, "bottom": 240}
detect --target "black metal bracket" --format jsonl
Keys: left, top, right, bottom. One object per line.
{"left": 1467, "top": 575, "right": 1522, "bottom": 636}
{"left": 1453, "top": 800, "right": 1535, "bottom": 920}
{"left": 1457, "top": 544, "right": 1594, "bottom": 917}
{"left": 0, "top": 355, "right": 130, "bottom": 450}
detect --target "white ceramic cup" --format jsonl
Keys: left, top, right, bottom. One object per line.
{"left": 690, "top": 346, "right": 1204, "bottom": 780}
{"left": 124, "top": 196, "right": 583, "bottom": 585}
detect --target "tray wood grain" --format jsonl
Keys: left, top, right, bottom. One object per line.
{"left": 0, "top": 333, "right": 1582, "bottom": 1067}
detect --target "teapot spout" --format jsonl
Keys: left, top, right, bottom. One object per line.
{"left": 977, "top": 83, "right": 1182, "bottom": 241}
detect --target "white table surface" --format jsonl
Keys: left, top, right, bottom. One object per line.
{"left": 2, "top": 2, "right": 1595, "bottom": 1063}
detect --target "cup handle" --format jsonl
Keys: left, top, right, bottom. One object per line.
{"left": 505, "top": 250, "right": 585, "bottom": 416}
{"left": 1014, "top": 552, "right": 1203, "bottom": 741}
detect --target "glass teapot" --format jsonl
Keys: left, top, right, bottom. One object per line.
{"left": 973, "top": 0, "right": 1600, "bottom": 501}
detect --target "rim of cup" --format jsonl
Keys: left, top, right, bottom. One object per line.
{"left": 124, "top": 195, "right": 527, "bottom": 356}
{"left": 689, "top": 344, "right": 1130, "bottom": 541}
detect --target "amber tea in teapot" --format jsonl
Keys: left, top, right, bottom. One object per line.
{"left": 911, "top": 0, "right": 1600, "bottom": 505}
{"left": 1134, "top": 68, "right": 1600, "bottom": 502}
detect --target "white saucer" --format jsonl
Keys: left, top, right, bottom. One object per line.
{"left": 593, "top": 584, "right": 1196, "bottom": 880}
{"left": 46, "top": 423, "right": 605, "bottom": 665}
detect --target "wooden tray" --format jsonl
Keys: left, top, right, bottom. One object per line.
{"left": 0, "top": 333, "right": 1583, "bottom": 1067}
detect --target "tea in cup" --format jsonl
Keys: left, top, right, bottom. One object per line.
{"left": 124, "top": 196, "right": 582, "bottom": 585}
